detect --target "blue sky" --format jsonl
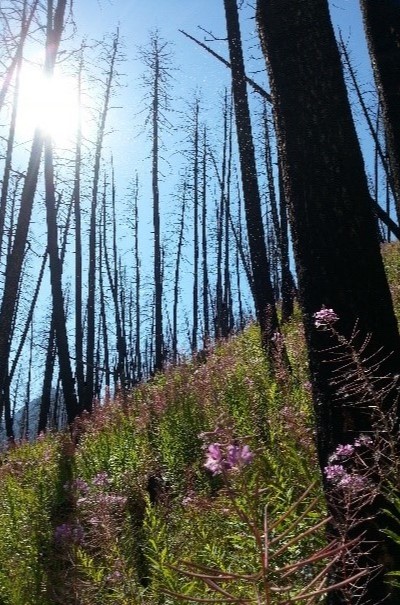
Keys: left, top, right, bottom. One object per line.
{"left": 4, "top": 0, "right": 381, "bottom": 406}
{"left": 70, "top": 0, "right": 374, "bottom": 176}
{"left": 73, "top": 1, "right": 370, "bottom": 79}
{"left": 68, "top": 0, "right": 378, "bottom": 344}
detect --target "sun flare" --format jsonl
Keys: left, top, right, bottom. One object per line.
{"left": 17, "top": 64, "right": 88, "bottom": 147}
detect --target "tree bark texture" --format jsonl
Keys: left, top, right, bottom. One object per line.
{"left": 360, "top": 0, "right": 400, "bottom": 219}
{"left": 44, "top": 139, "right": 79, "bottom": 425}
{"left": 257, "top": 1, "right": 400, "bottom": 602}
{"left": 152, "top": 43, "right": 163, "bottom": 372}
{"left": 224, "top": 0, "right": 279, "bottom": 353}
{"left": 85, "top": 31, "right": 118, "bottom": 411}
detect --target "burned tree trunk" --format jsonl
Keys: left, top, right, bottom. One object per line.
{"left": 360, "top": 0, "right": 400, "bottom": 219}
{"left": 74, "top": 43, "right": 85, "bottom": 409}
{"left": 257, "top": 0, "right": 400, "bottom": 602}
{"left": 201, "top": 127, "right": 210, "bottom": 344}
{"left": 224, "top": 0, "right": 279, "bottom": 355}
{"left": 0, "top": 0, "right": 66, "bottom": 432}
{"left": 44, "top": 136, "right": 78, "bottom": 424}
{"left": 84, "top": 30, "right": 119, "bottom": 411}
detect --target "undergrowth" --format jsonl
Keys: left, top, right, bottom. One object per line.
{"left": 0, "top": 245, "right": 399, "bottom": 604}
{"left": 0, "top": 322, "right": 321, "bottom": 604}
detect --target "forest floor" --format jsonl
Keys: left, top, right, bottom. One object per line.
{"left": 0, "top": 242, "right": 399, "bottom": 605}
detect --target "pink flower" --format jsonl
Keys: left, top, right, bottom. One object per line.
{"left": 313, "top": 307, "right": 339, "bottom": 327}
{"left": 324, "top": 464, "right": 346, "bottom": 481}
{"left": 54, "top": 522, "right": 84, "bottom": 545}
{"left": 204, "top": 443, "right": 254, "bottom": 475}
{"left": 65, "top": 478, "right": 89, "bottom": 494}
{"left": 204, "top": 443, "right": 224, "bottom": 475}
{"left": 334, "top": 444, "right": 355, "bottom": 458}
{"left": 354, "top": 434, "right": 373, "bottom": 448}
{"left": 103, "top": 494, "right": 127, "bottom": 507}
{"left": 338, "top": 474, "right": 367, "bottom": 492}
{"left": 92, "top": 471, "right": 110, "bottom": 487}
{"left": 107, "top": 570, "right": 122, "bottom": 583}
{"left": 227, "top": 444, "right": 254, "bottom": 468}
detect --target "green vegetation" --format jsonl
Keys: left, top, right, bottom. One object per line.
{"left": 0, "top": 324, "right": 322, "bottom": 604}
{"left": 0, "top": 247, "right": 399, "bottom": 604}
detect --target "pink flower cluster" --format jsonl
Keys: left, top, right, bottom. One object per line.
{"left": 324, "top": 464, "right": 346, "bottom": 481}
{"left": 313, "top": 307, "right": 339, "bottom": 327}
{"left": 204, "top": 443, "right": 254, "bottom": 475}
{"left": 354, "top": 434, "right": 373, "bottom": 448}
{"left": 54, "top": 522, "right": 84, "bottom": 545}
{"left": 65, "top": 478, "right": 89, "bottom": 494}
{"left": 328, "top": 435, "right": 373, "bottom": 463}
{"left": 324, "top": 464, "right": 367, "bottom": 491}
{"left": 332, "top": 444, "right": 355, "bottom": 459}
{"left": 92, "top": 471, "right": 111, "bottom": 487}
{"left": 324, "top": 436, "right": 373, "bottom": 492}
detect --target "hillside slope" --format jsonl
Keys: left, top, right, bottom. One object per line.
{"left": 0, "top": 243, "right": 399, "bottom": 604}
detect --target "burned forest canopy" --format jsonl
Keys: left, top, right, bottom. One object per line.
{"left": 0, "top": 0, "right": 398, "bottom": 442}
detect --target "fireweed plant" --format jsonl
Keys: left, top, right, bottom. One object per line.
{"left": 1, "top": 324, "right": 317, "bottom": 604}
{"left": 52, "top": 472, "right": 141, "bottom": 603}
{"left": 313, "top": 307, "right": 400, "bottom": 599}
{"left": 314, "top": 306, "right": 400, "bottom": 489}
{"left": 159, "top": 422, "right": 367, "bottom": 604}
{"left": 313, "top": 306, "right": 400, "bottom": 485}
{"left": 152, "top": 307, "right": 400, "bottom": 605}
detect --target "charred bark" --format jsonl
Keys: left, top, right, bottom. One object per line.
{"left": 224, "top": 0, "right": 279, "bottom": 355}
{"left": 84, "top": 30, "right": 119, "bottom": 411}
{"left": 257, "top": 1, "right": 400, "bottom": 602}
{"left": 360, "top": 0, "right": 400, "bottom": 220}
{"left": 0, "top": 0, "right": 66, "bottom": 431}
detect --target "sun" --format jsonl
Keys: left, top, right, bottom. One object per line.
{"left": 17, "top": 63, "right": 88, "bottom": 147}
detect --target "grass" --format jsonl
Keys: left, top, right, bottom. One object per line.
{"left": 0, "top": 245, "right": 399, "bottom": 604}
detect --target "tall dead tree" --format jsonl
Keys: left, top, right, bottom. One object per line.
{"left": 172, "top": 179, "right": 187, "bottom": 364}
{"left": 360, "top": 0, "right": 400, "bottom": 220}
{"left": 38, "top": 307, "right": 56, "bottom": 434}
{"left": 262, "top": 102, "right": 294, "bottom": 321}
{"left": 73, "top": 42, "right": 85, "bottom": 408}
{"left": 224, "top": 0, "right": 279, "bottom": 355}
{"left": 214, "top": 91, "right": 229, "bottom": 339}
{"left": 257, "top": 0, "right": 400, "bottom": 602}
{"left": 201, "top": 126, "right": 210, "bottom": 344}
{"left": 0, "top": 0, "right": 66, "bottom": 436}
{"left": 98, "top": 201, "right": 110, "bottom": 392}
{"left": 140, "top": 32, "right": 173, "bottom": 372}
{"left": 84, "top": 30, "right": 119, "bottom": 412}
{"left": 152, "top": 38, "right": 163, "bottom": 372}
{"left": 21, "top": 319, "right": 34, "bottom": 439}
{"left": 132, "top": 173, "right": 142, "bottom": 382}
{"left": 43, "top": 18, "right": 78, "bottom": 426}
{"left": 192, "top": 98, "right": 200, "bottom": 354}
{"left": 235, "top": 183, "right": 244, "bottom": 329}
{"left": 223, "top": 106, "right": 234, "bottom": 336}
{"left": 102, "top": 165, "right": 126, "bottom": 389}
{"left": 38, "top": 193, "right": 74, "bottom": 433}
